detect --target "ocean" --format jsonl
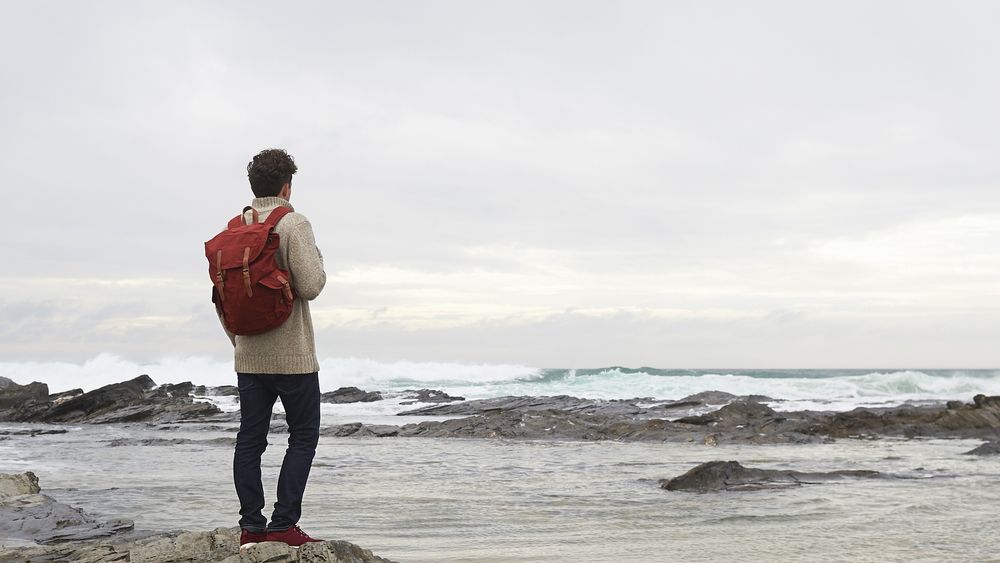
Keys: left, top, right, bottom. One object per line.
{"left": 2, "top": 356, "right": 1000, "bottom": 561}
{"left": 4, "top": 354, "right": 1000, "bottom": 414}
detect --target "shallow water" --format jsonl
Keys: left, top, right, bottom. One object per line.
{"left": 2, "top": 422, "right": 999, "bottom": 562}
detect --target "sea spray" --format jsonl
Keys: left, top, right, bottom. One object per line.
{"left": 2, "top": 354, "right": 999, "bottom": 412}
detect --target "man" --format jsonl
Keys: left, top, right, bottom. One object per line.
{"left": 220, "top": 148, "right": 326, "bottom": 549}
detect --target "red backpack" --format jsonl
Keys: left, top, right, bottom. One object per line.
{"left": 205, "top": 206, "right": 296, "bottom": 335}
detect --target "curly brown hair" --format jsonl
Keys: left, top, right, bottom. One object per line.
{"left": 247, "top": 148, "right": 298, "bottom": 197}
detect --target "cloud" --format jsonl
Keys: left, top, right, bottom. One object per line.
{"left": 3, "top": 1, "right": 1000, "bottom": 365}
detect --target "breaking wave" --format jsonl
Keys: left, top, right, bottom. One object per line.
{"left": 2, "top": 354, "right": 999, "bottom": 411}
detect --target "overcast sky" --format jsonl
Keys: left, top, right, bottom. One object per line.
{"left": 2, "top": 1, "right": 1000, "bottom": 368}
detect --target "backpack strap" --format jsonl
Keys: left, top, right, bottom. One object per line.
{"left": 225, "top": 205, "right": 291, "bottom": 229}
{"left": 264, "top": 206, "right": 292, "bottom": 227}
{"left": 227, "top": 206, "right": 258, "bottom": 228}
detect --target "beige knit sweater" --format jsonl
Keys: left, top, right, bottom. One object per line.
{"left": 219, "top": 196, "right": 327, "bottom": 374}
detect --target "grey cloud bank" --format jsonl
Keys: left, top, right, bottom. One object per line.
{"left": 2, "top": 1, "right": 1000, "bottom": 367}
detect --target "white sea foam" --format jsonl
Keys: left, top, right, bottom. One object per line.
{"left": 2, "top": 354, "right": 999, "bottom": 413}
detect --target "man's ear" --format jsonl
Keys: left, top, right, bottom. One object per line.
{"left": 279, "top": 182, "right": 291, "bottom": 200}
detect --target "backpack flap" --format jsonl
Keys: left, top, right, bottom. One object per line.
{"left": 205, "top": 226, "right": 272, "bottom": 270}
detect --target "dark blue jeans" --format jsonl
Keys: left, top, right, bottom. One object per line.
{"left": 234, "top": 372, "right": 320, "bottom": 532}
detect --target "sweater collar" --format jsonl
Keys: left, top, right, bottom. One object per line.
{"left": 251, "top": 196, "right": 294, "bottom": 213}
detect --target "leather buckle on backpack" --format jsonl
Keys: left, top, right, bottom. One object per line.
{"left": 242, "top": 246, "right": 253, "bottom": 298}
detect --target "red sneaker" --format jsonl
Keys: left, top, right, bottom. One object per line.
{"left": 240, "top": 528, "right": 267, "bottom": 549}
{"left": 265, "top": 525, "right": 323, "bottom": 547}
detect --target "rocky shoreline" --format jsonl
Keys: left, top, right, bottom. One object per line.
{"left": 2, "top": 375, "right": 999, "bottom": 560}
{"left": 2, "top": 376, "right": 999, "bottom": 451}
{"left": 0, "top": 472, "right": 396, "bottom": 563}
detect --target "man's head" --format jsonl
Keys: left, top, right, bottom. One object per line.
{"left": 247, "top": 148, "right": 298, "bottom": 199}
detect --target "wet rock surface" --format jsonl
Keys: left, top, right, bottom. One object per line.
{"left": 321, "top": 386, "right": 384, "bottom": 404}
{"left": 660, "top": 460, "right": 882, "bottom": 492}
{"left": 0, "top": 472, "right": 134, "bottom": 545}
{"left": 356, "top": 393, "right": 1000, "bottom": 444}
{"left": 964, "top": 440, "right": 1000, "bottom": 455}
{"left": 0, "top": 376, "right": 221, "bottom": 424}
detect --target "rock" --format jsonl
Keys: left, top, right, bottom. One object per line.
{"left": 0, "top": 376, "right": 15, "bottom": 390}
{"left": 676, "top": 390, "right": 739, "bottom": 404}
{"left": 346, "top": 392, "right": 1000, "bottom": 444}
{"left": 973, "top": 394, "right": 1000, "bottom": 408}
{"left": 0, "top": 375, "right": 221, "bottom": 424}
{"left": 320, "top": 423, "right": 400, "bottom": 438}
{"left": 660, "top": 460, "right": 881, "bottom": 492}
{"left": 0, "top": 471, "right": 40, "bottom": 497}
{"left": 354, "top": 424, "right": 400, "bottom": 437}
{"left": 397, "top": 388, "right": 465, "bottom": 404}
{"left": 674, "top": 400, "right": 780, "bottom": 426}
{"left": 104, "top": 437, "right": 235, "bottom": 447}
{"left": 211, "top": 385, "right": 240, "bottom": 396}
{"left": 156, "top": 381, "right": 195, "bottom": 397}
{"left": 396, "top": 393, "right": 769, "bottom": 419}
{"left": 946, "top": 400, "right": 966, "bottom": 410}
{"left": 0, "top": 471, "right": 134, "bottom": 544}
{"left": 0, "top": 380, "right": 49, "bottom": 409}
{"left": 50, "top": 388, "right": 84, "bottom": 403}
{"left": 964, "top": 441, "right": 1000, "bottom": 455}
{"left": 320, "top": 387, "right": 383, "bottom": 404}
{"left": 802, "top": 396, "right": 1000, "bottom": 440}
{"left": 0, "top": 428, "right": 68, "bottom": 437}
{"left": 397, "top": 395, "right": 639, "bottom": 417}
{"left": 0, "top": 473, "right": 396, "bottom": 562}
{"left": 0, "top": 525, "right": 397, "bottom": 562}
{"left": 193, "top": 385, "right": 239, "bottom": 397}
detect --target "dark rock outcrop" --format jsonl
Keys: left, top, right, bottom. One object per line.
{"left": 660, "top": 461, "right": 881, "bottom": 492}
{"left": 389, "top": 409, "right": 822, "bottom": 444}
{"left": 964, "top": 441, "right": 1000, "bottom": 455}
{"left": 800, "top": 396, "right": 1000, "bottom": 440}
{"left": 0, "top": 380, "right": 49, "bottom": 409}
{"left": 156, "top": 381, "right": 195, "bottom": 397}
{"left": 384, "top": 394, "right": 1000, "bottom": 444}
{"left": 0, "top": 375, "right": 221, "bottom": 424}
{"left": 321, "top": 386, "right": 383, "bottom": 404}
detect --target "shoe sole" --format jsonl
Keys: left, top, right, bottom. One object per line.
{"left": 243, "top": 541, "right": 310, "bottom": 550}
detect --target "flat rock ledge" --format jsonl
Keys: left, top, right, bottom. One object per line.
{"left": 0, "top": 527, "right": 397, "bottom": 563}
{"left": 0, "top": 471, "right": 134, "bottom": 545}
{"left": 660, "top": 460, "right": 881, "bottom": 492}
{"left": 0, "top": 473, "right": 396, "bottom": 563}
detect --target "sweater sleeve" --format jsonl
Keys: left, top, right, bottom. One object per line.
{"left": 286, "top": 220, "right": 327, "bottom": 300}
{"left": 216, "top": 306, "right": 237, "bottom": 347}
